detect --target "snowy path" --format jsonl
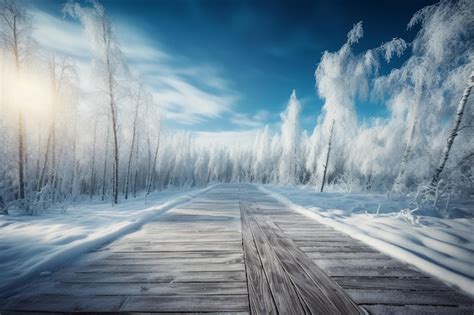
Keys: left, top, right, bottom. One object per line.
{"left": 1, "top": 184, "right": 473, "bottom": 314}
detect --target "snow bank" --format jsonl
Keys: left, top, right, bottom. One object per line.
{"left": 0, "top": 186, "right": 213, "bottom": 297}
{"left": 260, "top": 185, "right": 474, "bottom": 296}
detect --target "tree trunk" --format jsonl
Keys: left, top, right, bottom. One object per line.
{"left": 103, "top": 19, "right": 119, "bottom": 204}
{"left": 13, "top": 16, "right": 26, "bottom": 208}
{"left": 145, "top": 130, "right": 152, "bottom": 193}
{"left": 34, "top": 123, "right": 41, "bottom": 186}
{"left": 320, "top": 120, "right": 335, "bottom": 192}
{"left": 69, "top": 102, "right": 78, "bottom": 198}
{"left": 90, "top": 118, "right": 98, "bottom": 198}
{"left": 37, "top": 126, "right": 52, "bottom": 191}
{"left": 125, "top": 95, "right": 140, "bottom": 199}
{"left": 18, "top": 111, "right": 25, "bottom": 200}
{"left": 430, "top": 71, "right": 474, "bottom": 190}
{"left": 147, "top": 122, "right": 161, "bottom": 195}
{"left": 391, "top": 119, "right": 417, "bottom": 196}
{"left": 133, "top": 131, "right": 140, "bottom": 198}
{"left": 102, "top": 125, "right": 110, "bottom": 201}
{"left": 110, "top": 102, "right": 119, "bottom": 204}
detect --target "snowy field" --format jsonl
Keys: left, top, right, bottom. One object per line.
{"left": 261, "top": 185, "right": 474, "bottom": 296}
{"left": 0, "top": 186, "right": 212, "bottom": 297}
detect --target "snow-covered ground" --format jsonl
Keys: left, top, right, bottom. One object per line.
{"left": 261, "top": 185, "right": 474, "bottom": 296}
{"left": 0, "top": 186, "right": 212, "bottom": 297}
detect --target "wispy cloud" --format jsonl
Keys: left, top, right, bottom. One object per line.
{"left": 30, "top": 8, "right": 240, "bottom": 127}
{"left": 32, "top": 10, "right": 90, "bottom": 59}
{"left": 230, "top": 110, "right": 270, "bottom": 128}
{"left": 150, "top": 75, "right": 237, "bottom": 124}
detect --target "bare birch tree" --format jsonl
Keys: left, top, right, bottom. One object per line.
{"left": 320, "top": 119, "right": 335, "bottom": 192}
{"left": 390, "top": 118, "right": 417, "bottom": 197}
{"left": 430, "top": 71, "right": 474, "bottom": 190}
{"left": 146, "top": 118, "right": 161, "bottom": 196}
{"left": 89, "top": 118, "right": 98, "bottom": 198}
{"left": 64, "top": 0, "right": 126, "bottom": 204}
{"left": 0, "top": 0, "right": 32, "bottom": 208}
{"left": 101, "top": 124, "right": 110, "bottom": 201}
{"left": 124, "top": 85, "right": 141, "bottom": 199}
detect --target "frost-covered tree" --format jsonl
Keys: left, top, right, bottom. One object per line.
{"left": 253, "top": 125, "right": 272, "bottom": 183}
{"left": 431, "top": 71, "right": 473, "bottom": 190}
{"left": 64, "top": 0, "right": 127, "bottom": 204}
{"left": 0, "top": 0, "right": 32, "bottom": 208}
{"left": 312, "top": 22, "right": 375, "bottom": 188}
{"left": 37, "top": 55, "right": 77, "bottom": 196}
{"left": 279, "top": 90, "right": 301, "bottom": 186}
{"left": 124, "top": 83, "right": 142, "bottom": 199}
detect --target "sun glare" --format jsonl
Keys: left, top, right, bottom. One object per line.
{"left": 1, "top": 68, "right": 53, "bottom": 122}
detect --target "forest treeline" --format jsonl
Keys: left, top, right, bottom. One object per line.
{"left": 0, "top": 0, "right": 472, "bottom": 214}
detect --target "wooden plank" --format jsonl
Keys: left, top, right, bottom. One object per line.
{"left": 114, "top": 239, "right": 243, "bottom": 247}
{"left": 54, "top": 271, "right": 247, "bottom": 284}
{"left": 122, "top": 235, "right": 242, "bottom": 242}
{"left": 240, "top": 200, "right": 277, "bottom": 314}
{"left": 306, "top": 252, "right": 390, "bottom": 260}
{"left": 103, "top": 251, "right": 244, "bottom": 260}
{"left": 141, "top": 227, "right": 241, "bottom": 234}
{"left": 90, "top": 256, "right": 244, "bottom": 265}
{"left": 249, "top": 206, "right": 364, "bottom": 314}
{"left": 241, "top": 201, "right": 305, "bottom": 314}
{"left": 321, "top": 266, "right": 426, "bottom": 277}
{"left": 301, "top": 246, "right": 379, "bottom": 253}
{"left": 313, "top": 258, "right": 409, "bottom": 269}
{"left": 122, "top": 295, "right": 250, "bottom": 313}
{"left": 107, "top": 243, "right": 242, "bottom": 252}
{"left": 82, "top": 263, "right": 245, "bottom": 273}
{"left": 346, "top": 288, "right": 474, "bottom": 306}
{"left": 362, "top": 304, "right": 474, "bottom": 315}
{"left": 2, "top": 295, "right": 126, "bottom": 312}
{"left": 33, "top": 281, "right": 248, "bottom": 296}
{"left": 111, "top": 241, "right": 242, "bottom": 249}
{"left": 294, "top": 240, "right": 364, "bottom": 246}
{"left": 333, "top": 276, "right": 453, "bottom": 291}
{"left": 67, "top": 270, "right": 246, "bottom": 282}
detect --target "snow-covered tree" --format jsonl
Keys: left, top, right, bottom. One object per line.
{"left": 279, "top": 90, "right": 301, "bottom": 186}
{"left": 0, "top": 0, "right": 32, "bottom": 209}
{"left": 64, "top": 0, "right": 127, "bottom": 204}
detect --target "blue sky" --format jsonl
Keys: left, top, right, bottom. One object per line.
{"left": 27, "top": 0, "right": 437, "bottom": 134}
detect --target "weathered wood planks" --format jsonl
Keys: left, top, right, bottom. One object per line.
{"left": 240, "top": 194, "right": 364, "bottom": 314}
{"left": 1, "top": 185, "right": 250, "bottom": 314}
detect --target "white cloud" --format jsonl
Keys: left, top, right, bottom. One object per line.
{"left": 230, "top": 110, "right": 270, "bottom": 128}
{"left": 115, "top": 23, "right": 170, "bottom": 62}
{"left": 32, "top": 10, "right": 90, "bottom": 59}
{"left": 150, "top": 75, "right": 236, "bottom": 124}
{"left": 30, "top": 8, "right": 240, "bottom": 127}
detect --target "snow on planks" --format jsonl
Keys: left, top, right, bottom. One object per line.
{"left": 1, "top": 183, "right": 473, "bottom": 314}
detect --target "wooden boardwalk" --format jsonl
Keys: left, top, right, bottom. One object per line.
{"left": 1, "top": 184, "right": 473, "bottom": 314}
